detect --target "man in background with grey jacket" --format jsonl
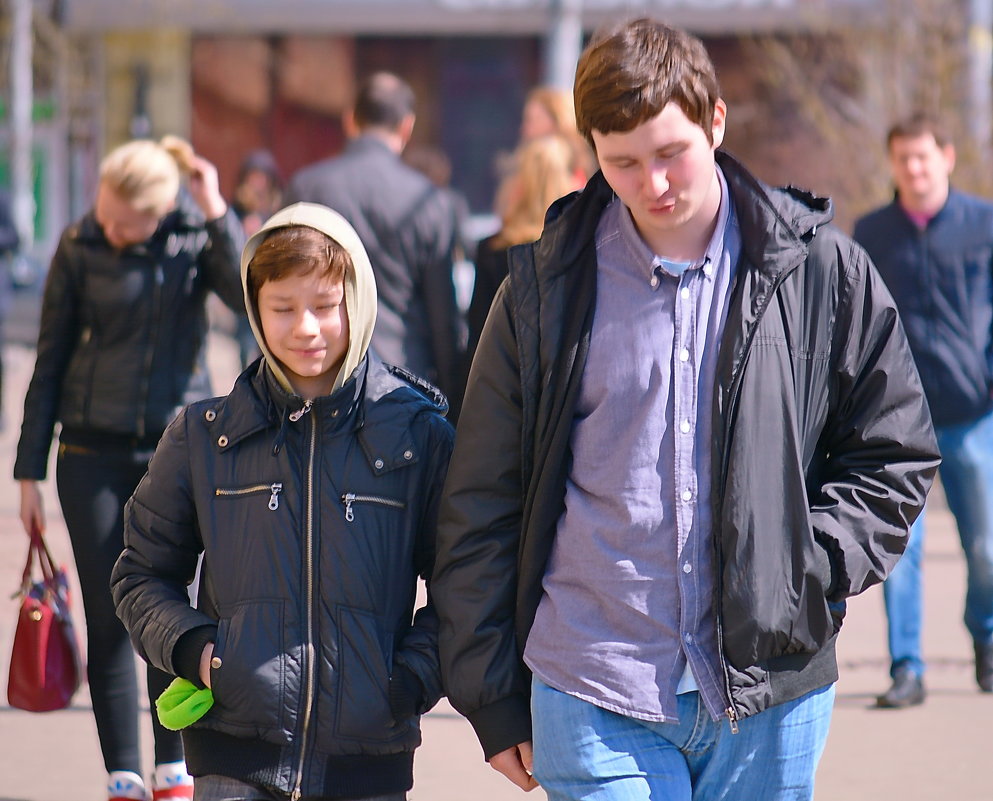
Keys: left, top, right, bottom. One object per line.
{"left": 286, "top": 72, "right": 463, "bottom": 413}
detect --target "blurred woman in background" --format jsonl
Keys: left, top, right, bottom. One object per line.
{"left": 13, "top": 136, "right": 245, "bottom": 801}
{"left": 467, "top": 134, "right": 585, "bottom": 362}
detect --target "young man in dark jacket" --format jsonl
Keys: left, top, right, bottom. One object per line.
{"left": 854, "top": 113, "right": 993, "bottom": 709}
{"left": 432, "top": 18, "right": 939, "bottom": 801}
{"left": 112, "top": 203, "right": 454, "bottom": 800}
{"left": 285, "top": 72, "right": 463, "bottom": 416}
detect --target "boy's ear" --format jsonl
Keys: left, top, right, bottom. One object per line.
{"left": 710, "top": 99, "right": 727, "bottom": 150}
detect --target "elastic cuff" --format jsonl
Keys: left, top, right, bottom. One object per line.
{"left": 388, "top": 664, "right": 424, "bottom": 722}
{"left": 171, "top": 624, "right": 217, "bottom": 687}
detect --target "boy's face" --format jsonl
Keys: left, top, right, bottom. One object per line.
{"left": 593, "top": 100, "right": 726, "bottom": 257}
{"left": 257, "top": 269, "right": 349, "bottom": 399}
{"left": 888, "top": 133, "right": 954, "bottom": 212}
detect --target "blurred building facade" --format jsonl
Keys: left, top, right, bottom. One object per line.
{"left": 2, "top": 0, "right": 990, "bottom": 266}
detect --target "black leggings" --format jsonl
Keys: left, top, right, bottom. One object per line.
{"left": 56, "top": 435, "right": 185, "bottom": 774}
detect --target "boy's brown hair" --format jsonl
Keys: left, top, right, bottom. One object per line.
{"left": 247, "top": 226, "right": 351, "bottom": 311}
{"left": 573, "top": 18, "right": 721, "bottom": 148}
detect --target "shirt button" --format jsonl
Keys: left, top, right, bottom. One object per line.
{"left": 681, "top": 489, "right": 692, "bottom": 502}
{"left": 703, "top": 264, "right": 713, "bottom": 276}
{"left": 680, "top": 287, "right": 690, "bottom": 300}
{"left": 684, "top": 633, "right": 694, "bottom": 644}
{"left": 678, "top": 348, "right": 689, "bottom": 362}
{"left": 650, "top": 275, "right": 660, "bottom": 288}
{"left": 683, "top": 563, "right": 692, "bottom": 574}
{"left": 680, "top": 420, "right": 691, "bottom": 434}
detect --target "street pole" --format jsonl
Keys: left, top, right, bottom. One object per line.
{"left": 544, "top": 0, "right": 583, "bottom": 91}
{"left": 967, "top": 0, "right": 993, "bottom": 157}
{"left": 10, "top": 0, "right": 35, "bottom": 254}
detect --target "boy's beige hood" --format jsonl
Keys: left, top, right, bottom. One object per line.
{"left": 241, "top": 202, "right": 378, "bottom": 395}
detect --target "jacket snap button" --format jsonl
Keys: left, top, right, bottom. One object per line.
{"left": 210, "top": 656, "right": 222, "bottom": 669}
{"left": 331, "top": 409, "right": 339, "bottom": 417}
{"left": 374, "top": 458, "right": 385, "bottom": 469}
{"left": 403, "top": 450, "right": 413, "bottom": 460}
{"left": 204, "top": 409, "right": 216, "bottom": 422}
{"left": 217, "top": 435, "right": 229, "bottom": 447}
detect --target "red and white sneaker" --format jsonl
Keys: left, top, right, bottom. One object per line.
{"left": 151, "top": 762, "right": 194, "bottom": 801}
{"left": 107, "top": 770, "right": 148, "bottom": 801}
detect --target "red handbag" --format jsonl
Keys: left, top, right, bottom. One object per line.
{"left": 6, "top": 528, "right": 84, "bottom": 712}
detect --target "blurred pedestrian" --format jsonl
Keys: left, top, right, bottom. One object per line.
{"left": 285, "top": 72, "right": 464, "bottom": 416}
{"left": 854, "top": 112, "right": 993, "bottom": 708}
{"left": 111, "top": 202, "right": 453, "bottom": 801}
{"left": 433, "top": 18, "right": 938, "bottom": 801}
{"left": 13, "top": 136, "right": 245, "bottom": 801}
{"left": 0, "top": 187, "right": 19, "bottom": 424}
{"left": 467, "top": 134, "right": 584, "bottom": 361}
{"left": 231, "top": 149, "right": 284, "bottom": 368}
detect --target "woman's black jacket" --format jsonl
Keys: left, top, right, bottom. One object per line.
{"left": 433, "top": 152, "right": 941, "bottom": 759}
{"left": 112, "top": 356, "right": 454, "bottom": 799}
{"left": 14, "top": 196, "right": 245, "bottom": 480}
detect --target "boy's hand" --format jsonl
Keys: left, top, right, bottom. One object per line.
{"left": 199, "top": 642, "right": 215, "bottom": 689}
{"left": 489, "top": 741, "right": 539, "bottom": 791}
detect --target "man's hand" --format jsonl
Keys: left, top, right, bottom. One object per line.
{"left": 489, "top": 741, "right": 539, "bottom": 792}
{"left": 19, "top": 480, "right": 45, "bottom": 537}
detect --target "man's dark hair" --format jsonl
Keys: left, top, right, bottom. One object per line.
{"left": 573, "top": 18, "right": 721, "bottom": 148}
{"left": 352, "top": 72, "right": 416, "bottom": 131}
{"left": 886, "top": 112, "right": 953, "bottom": 150}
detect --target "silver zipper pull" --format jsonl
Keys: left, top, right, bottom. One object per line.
{"left": 268, "top": 483, "right": 283, "bottom": 511}
{"left": 342, "top": 493, "right": 355, "bottom": 523}
{"left": 288, "top": 400, "right": 313, "bottom": 422}
{"left": 726, "top": 705, "right": 739, "bottom": 734}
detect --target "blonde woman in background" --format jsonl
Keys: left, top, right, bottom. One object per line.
{"left": 467, "top": 134, "right": 586, "bottom": 361}
{"left": 13, "top": 137, "right": 245, "bottom": 801}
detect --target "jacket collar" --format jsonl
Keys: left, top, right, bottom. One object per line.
{"left": 538, "top": 151, "right": 833, "bottom": 286}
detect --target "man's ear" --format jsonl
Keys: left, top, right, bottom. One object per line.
{"left": 942, "top": 142, "right": 957, "bottom": 174}
{"left": 397, "top": 114, "right": 416, "bottom": 149}
{"left": 342, "top": 109, "right": 360, "bottom": 139}
{"left": 711, "top": 99, "right": 727, "bottom": 150}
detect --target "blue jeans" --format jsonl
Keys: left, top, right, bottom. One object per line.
{"left": 882, "top": 513, "right": 925, "bottom": 677}
{"left": 531, "top": 677, "right": 834, "bottom": 801}
{"left": 883, "top": 409, "right": 993, "bottom": 673}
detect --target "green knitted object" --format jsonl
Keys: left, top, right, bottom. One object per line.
{"left": 156, "top": 677, "right": 214, "bottom": 731}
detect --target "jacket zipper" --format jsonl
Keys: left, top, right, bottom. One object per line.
{"left": 341, "top": 493, "right": 406, "bottom": 522}
{"left": 136, "top": 263, "right": 164, "bottom": 439}
{"left": 292, "top": 410, "right": 318, "bottom": 801}
{"left": 214, "top": 482, "right": 283, "bottom": 510}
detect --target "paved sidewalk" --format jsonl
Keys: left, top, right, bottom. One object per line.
{"left": 0, "top": 333, "right": 990, "bottom": 800}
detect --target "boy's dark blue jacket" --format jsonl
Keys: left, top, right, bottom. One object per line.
{"left": 112, "top": 355, "right": 453, "bottom": 800}
{"left": 854, "top": 188, "right": 993, "bottom": 427}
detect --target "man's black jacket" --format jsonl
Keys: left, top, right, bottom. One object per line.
{"left": 854, "top": 189, "right": 993, "bottom": 427}
{"left": 433, "top": 152, "right": 940, "bottom": 759}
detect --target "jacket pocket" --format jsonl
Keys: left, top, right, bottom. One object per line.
{"left": 340, "top": 493, "right": 406, "bottom": 524}
{"left": 208, "top": 599, "right": 289, "bottom": 741}
{"left": 215, "top": 482, "right": 284, "bottom": 511}
{"left": 335, "top": 605, "right": 401, "bottom": 742}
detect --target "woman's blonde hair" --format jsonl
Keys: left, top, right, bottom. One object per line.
{"left": 492, "top": 134, "right": 581, "bottom": 249}
{"left": 98, "top": 135, "right": 194, "bottom": 217}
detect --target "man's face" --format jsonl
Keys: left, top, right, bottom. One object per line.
{"left": 593, "top": 101, "right": 726, "bottom": 257}
{"left": 888, "top": 133, "right": 954, "bottom": 212}
{"left": 257, "top": 270, "right": 349, "bottom": 399}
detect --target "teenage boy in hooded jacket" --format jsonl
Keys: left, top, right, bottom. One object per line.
{"left": 112, "top": 203, "right": 454, "bottom": 801}
{"left": 432, "top": 18, "right": 939, "bottom": 801}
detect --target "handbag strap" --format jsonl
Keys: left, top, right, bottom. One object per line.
{"left": 20, "top": 526, "right": 60, "bottom": 591}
